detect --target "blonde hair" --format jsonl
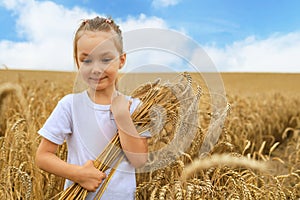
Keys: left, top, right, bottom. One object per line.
{"left": 73, "top": 16, "right": 123, "bottom": 68}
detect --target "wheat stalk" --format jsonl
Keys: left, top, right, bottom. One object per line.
{"left": 181, "top": 154, "right": 268, "bottom": 180}
{"left": 59, "top": 73, "right": 196, "bottom": 199}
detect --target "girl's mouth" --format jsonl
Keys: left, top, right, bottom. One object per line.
{"left": 90, "top": 76, "right": 107, "bottom": 82}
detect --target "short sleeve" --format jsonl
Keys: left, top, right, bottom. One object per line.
{"left": 129, "top": 97, "right": 151, "bottom": 138}
{"left": 139, "top": 130, "right": 152, "bottom": 137}
{"left": 38, "top": 96, "right": 73, "bottom": 145}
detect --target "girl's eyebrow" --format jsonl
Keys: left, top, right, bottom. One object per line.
{"left": 98, "top": 51, "right": 115, "bottom": 56}
{"left": 101, "top": 52, "right": 113, "bottom": 56}
{"left": 79, "top": 52, "right": 89, "bottom": 57}
{"left": 79, "top": 51, "right": 115, "bottom": 58}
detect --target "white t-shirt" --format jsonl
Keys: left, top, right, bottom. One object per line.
{"left": 38, "top": 90, "right": 149, "bottom": 200}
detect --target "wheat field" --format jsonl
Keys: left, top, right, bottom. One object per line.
{"left": 0, "top": 70, "right": 299, "bottom": 199}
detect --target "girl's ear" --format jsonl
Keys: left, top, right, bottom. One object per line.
{"left": 119, "top": 53, "right": 126, "bottom": 69}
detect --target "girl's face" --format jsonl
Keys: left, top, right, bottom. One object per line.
{"left": 76, "top": 30, "right": 125, "bottom": 92}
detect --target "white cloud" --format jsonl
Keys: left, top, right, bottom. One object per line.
{"left": 0, "top": 0, "right": 169, "bottom": 71}
{"left": 0, "top": 0, "right": 29, "bottom": 10}
{"left": 1, "top": 0, "right": 299, "bottom": 73}
{"left": 121, "top": 28, "right": 199, "bottom": 73}
{"left": 204, "top": 32, "right": 300, "bottom": 72}
{"left": 152, "top": 0, "right": 181, "bottom": 8}
{"left": 122, "top": 49, "right": 184, "bottom": 73}
{"left": 120, "top": 14, "right": 167, "bottom": 32}
{"left": 0, "top": 0, "right": 100, "bottom": 71}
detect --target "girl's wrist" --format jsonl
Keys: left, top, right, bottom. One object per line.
{"left": 66, "top": 164, "right": 82, "bottom": 183}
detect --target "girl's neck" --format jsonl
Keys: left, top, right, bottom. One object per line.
{"left": 87, "top": 87, "right": 115, "bottom": 105}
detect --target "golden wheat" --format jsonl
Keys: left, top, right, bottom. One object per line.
{"left": 0, "top": 72, "right": 299, "bottom": 199}
{"left": 181, "top": 154, "right": 268, "bottom": 180}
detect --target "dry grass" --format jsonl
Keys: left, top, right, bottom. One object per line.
{"left": 0, "top": 70, "right": 299, "bottom": 199}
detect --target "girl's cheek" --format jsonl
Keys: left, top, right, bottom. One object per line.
{"left": 79, "top": 67, "right": 90, "bottom": 79}
{"left": 79, "top": 64, "right": 90, "bottom": 72}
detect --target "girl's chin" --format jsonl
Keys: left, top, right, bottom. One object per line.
{"left": 88, "top": 82, "right": 113, "bottom": 91}
{"left": 89, "top": 79, "right": 104, "bottom": 86}
{"left": 89, "top": 84, "right": 105, "bottom": 91}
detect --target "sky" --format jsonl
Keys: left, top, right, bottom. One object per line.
{"left": 0, "top": 0, "right": 300, "bottom": 72}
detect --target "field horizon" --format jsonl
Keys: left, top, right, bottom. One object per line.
{"left": 1, "top": 69, "right": 299, "bottom": 96}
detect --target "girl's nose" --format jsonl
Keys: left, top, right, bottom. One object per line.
{"left": 91, "top": 63, "right": 105, "bottom": 74}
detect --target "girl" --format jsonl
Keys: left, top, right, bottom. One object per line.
{"left": 35, "top": 16, "right": 149, "bottom": 199}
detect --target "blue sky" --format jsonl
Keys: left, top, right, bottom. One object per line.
{"left": 0, "top": 0, "right": 300, "bottom": 72}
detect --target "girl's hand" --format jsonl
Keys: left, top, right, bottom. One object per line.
{"left": 110, "top": 94, "right": 131, "bottom": 119}
{"left": 75, "top": 160, "right": 106, "bottom": 192}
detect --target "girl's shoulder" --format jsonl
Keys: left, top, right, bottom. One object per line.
{"left": 57, "top": 91, "right": 86, "bottom": 107}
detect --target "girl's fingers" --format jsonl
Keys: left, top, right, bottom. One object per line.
{"left": 100, "top": 172, "right": 106, "bottom": 180}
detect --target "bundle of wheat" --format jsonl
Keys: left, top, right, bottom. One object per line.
{"left": 59, "top": 73, "right": 201, "bottom": 199}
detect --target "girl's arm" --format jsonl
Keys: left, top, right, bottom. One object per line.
{"left": 35, "top": 138, "right": 106, "bottom": 192}
{"left": 111, "top": 95, "right": 148, "bottom": 168}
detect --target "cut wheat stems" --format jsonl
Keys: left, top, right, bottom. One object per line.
{"left": 59, "top": 73, "right": 197, "bottom": 199}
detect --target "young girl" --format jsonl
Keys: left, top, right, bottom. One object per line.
{"left": 35, "top": 16, "right": 149, "bottom": 199}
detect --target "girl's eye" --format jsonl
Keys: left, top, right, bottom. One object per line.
{"left": 82, "top": 59, "right": 92, "bottom": 64}
{"left": 102, "top": 58, "right": 113, "bottom": 63}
